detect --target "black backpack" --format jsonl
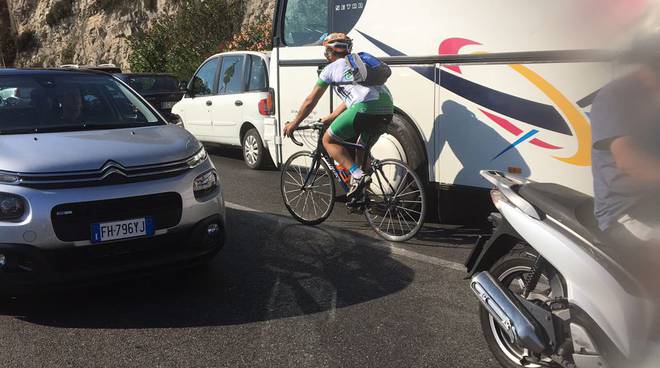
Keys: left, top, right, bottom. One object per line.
{"left": 341, "top": 52, "right": 392, "bottom": 86}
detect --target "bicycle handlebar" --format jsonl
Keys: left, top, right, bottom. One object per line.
{"left": 288, "top": 120, "right": 325, "bottom": 147}
{"left": 291, "top": 133, "right": 304, "bottom": 146}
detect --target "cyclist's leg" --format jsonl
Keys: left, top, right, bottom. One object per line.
{"left": 323, "top": 104, "right": 361, "bottom": 172}
{"left": 355, "top": 113, "right": 393, "bottom": 169}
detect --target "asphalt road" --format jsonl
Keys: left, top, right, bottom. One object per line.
{"left": 0, "top": 146, "right": 497, "bottom": 368}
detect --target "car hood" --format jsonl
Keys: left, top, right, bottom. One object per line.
{"left": 0, "top": 125, "right": 201, "bottom": 173}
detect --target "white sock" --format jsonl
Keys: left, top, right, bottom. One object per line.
{"left": 351, "top": 168, "right": 364, "bottom": 180}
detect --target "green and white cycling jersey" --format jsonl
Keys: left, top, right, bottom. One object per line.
{"left": 316, "top": 58, "right": 392, "bottom": 109}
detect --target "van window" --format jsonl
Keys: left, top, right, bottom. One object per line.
{"left": 190, "top": 58, "right": 219, "bottom": 96}
{"left": 247, "top": 55, "right": 268, "bottom": 91}
{"left": 283, "top": 0, "right": 329, "bottom": 46}
{"left": 218, "top": 55, "right": 245, "bottom": 95}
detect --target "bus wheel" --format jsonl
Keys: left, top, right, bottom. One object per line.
{"left": 370, "top": 113, "right": 426, "bottom": 179}
{"left": 369, "top": 113, "right": 434, "bottom": 221}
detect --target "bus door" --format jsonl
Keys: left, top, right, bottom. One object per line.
{"left": 273, "top": 0, "right": 333, "bottom": 163}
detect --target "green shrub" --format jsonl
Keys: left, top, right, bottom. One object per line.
{"left": 129, "top": 0, "right": 244, "bottom": 81}
{"left": 15, "top": 31, "right": 38, "bottom": 53}
{"left": 46, "top": 0, "right": 74, "bottom": 27}
{"left": 222, "top": 14, "right": 272, "bottom": 52}
{"left": 61, "top": 42, "right": 76, "bottom": 64}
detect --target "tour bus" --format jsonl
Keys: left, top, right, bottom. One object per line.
{"left": 262, "top": 0, "right": 654, "bottom": 221}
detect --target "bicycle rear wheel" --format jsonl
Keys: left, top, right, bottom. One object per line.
{"left": 281, "top": 151, "right": 336, "bottom": 225}
{"left": 365, "top": 159, "right": 426, "bottom": 242}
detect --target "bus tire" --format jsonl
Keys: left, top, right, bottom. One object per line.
{"left": 384, "top": 113, "right": 427, "bottom": 177}
{"left": 372, "top": 112, "right": 436, "bottom": 222}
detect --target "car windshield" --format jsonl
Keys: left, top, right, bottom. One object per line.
{"left": 0, "top": 74, "right": 164, "bottom": 134}
{"left": 125, "top": 75, "right": 179, "bottom": 94}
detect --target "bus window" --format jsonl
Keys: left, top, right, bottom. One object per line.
{"left": 283, "top": 0, "right": 329, "bottom": 46}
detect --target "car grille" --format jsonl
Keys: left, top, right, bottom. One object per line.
{"left": 16, "top": 159, "right": 191, "bottom": 189}
{"left": 51, "top": 193, "right": 183, "bottom": 242}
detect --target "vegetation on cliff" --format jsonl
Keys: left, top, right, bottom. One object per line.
{"left": 129, "top": 0, "right": 272, "bottom": 81}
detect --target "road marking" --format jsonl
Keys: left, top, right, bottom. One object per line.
{"left": 226, "top": 201, "right": 466, "bottom": 272}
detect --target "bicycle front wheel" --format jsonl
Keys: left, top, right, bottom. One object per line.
{"left": 365, "top": 159, "right": 426, "bottom": 242}
{"left": 281, "top": 151, "right": 336, "bottom": 225}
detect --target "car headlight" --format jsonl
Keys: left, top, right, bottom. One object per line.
{"left": 187, "top": 147, "right": 208, "bottom": 168}
{"left": 193, "top": 170, "right": 218, "bottom": 199}
{"left": 0, "top": 172, "right": 19, "bottom": 184}
{"left": 0, "top": 193, "right": 26, "bottom": 221}
{"left": 171, "top": 114, "right": 184, "bottom": 126}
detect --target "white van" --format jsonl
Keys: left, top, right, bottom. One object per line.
{"left": 173, "top": 51, "right": 274, "bottom": 169}
{"left": 262, "top": 0, "right": 653, "bottom": 221}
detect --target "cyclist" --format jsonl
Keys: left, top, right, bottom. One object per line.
{"left": 283, "top": 33, "right": 394, "bottom": 200}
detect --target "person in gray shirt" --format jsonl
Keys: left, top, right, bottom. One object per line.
{"left": 591, "top": 37, "right": 660, "bottom": 251}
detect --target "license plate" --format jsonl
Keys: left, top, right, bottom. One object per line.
{"left": 91, "top": 217, "right": 154, "bottom": 243}
{"left": 161, "top": 101, "right": 176, "bottom": 109}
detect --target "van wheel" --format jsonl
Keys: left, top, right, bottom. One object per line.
{"left": 243, "top": 128, "right": 266, "bottom": 169}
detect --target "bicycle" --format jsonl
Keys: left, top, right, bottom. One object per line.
{"left": 280, "top": 121, "right": 426, "bottom": 242}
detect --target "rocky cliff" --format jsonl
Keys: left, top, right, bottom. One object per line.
{"left": 0, "top": 0, "right": 274, "bottom": 70}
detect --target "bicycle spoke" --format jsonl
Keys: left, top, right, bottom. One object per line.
{"left": 310, "top": 192, "right": 319, "bottom": 216}
{"left": 304, "top": 191, "right": 312, "bottom": 215}
{"left": 393, "top": 172, "right": 410, "bottom": 197}
{"left": 394, "top": 177, "right": 416, "bottom": 199}
{"left": 318, "top": 195, "right": 330, "bottom": 208}
{"left": 286, "top": 172, "right": 303, "bottom": 187}
{"left": 396, "top": 205, "right": 422, "bottom": 216}
{"left": 308, "top": 183, "right": 331, "bottom": 189}
{"left": 396, "top": 210, "right": 409, "bottom": 234}
{"left": 284, "top": 185, "right": 302, "bottom": 193}
{"left": 399, "top": 187, "right": 421, "bottom": 196}
{"left": 287, "top": 190, "right": 304, "bottom": 204}
{"left": 378, "top": 208, "right": 391, "bottom": 229}
{"left": 386, "top": 210, "right": 394, "bottom": 235}
{"left": 292, "top": 190, "right": 306, "bottom": 208}
{"left": 399, "top": 205, "right": 418, "bottom": 224}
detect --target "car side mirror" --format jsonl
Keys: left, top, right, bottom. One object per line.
{"left": 185, "top": 85, "right": 196, "bottom": 98}
{"left": 179, "top": 80, "right": 188, "bottom": 91}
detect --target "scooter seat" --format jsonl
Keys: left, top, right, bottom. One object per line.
{"left": 517, "top": 183, "right": 604, "bottom": 245}
{"left": 518, "top": 182, "right": 653, "bottom": 295}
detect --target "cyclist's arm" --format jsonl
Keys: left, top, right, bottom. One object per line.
{"left": 321, "top": 102, "right": 347, "bottom": 125}
{"left": 289, "top": 84, "right": 328, "bottom": 128}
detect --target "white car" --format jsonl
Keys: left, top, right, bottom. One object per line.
{"left": 172, "top": 51, "right": 274, "bottom": 169}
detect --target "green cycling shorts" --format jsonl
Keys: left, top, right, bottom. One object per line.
{"left": 329, "top": 92, "right": 394, "bottom": 143}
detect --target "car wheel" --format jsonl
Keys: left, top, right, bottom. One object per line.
{"left": 243, "top": 128, "right": 266, "bottom": 169}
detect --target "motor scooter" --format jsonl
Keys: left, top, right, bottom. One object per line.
{"left": 466, "top": 170, "right": 657, "bottom": 368}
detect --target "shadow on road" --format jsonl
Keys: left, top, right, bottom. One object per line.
{"left": 3, "top": 208, "right": 414, "bottom": 329}
{"left": 410, "top": 225, "right": 490, "bottom": 248}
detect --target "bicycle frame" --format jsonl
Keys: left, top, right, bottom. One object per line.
{"left": 285, "top": 122, "right": 427, "bottom": 242}
{"left": 297, "top": 125, "right": 367, "bottom": 194}
{"left": 293, "top": 123, "right": 399, "bottom": 201}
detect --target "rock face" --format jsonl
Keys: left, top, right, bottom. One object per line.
{"left": 1, "top": 0, "right": 274, "bottom": 70}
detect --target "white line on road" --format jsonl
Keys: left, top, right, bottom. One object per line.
{"left": 226, "top": 201, "right": 467, "bottom": 273}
